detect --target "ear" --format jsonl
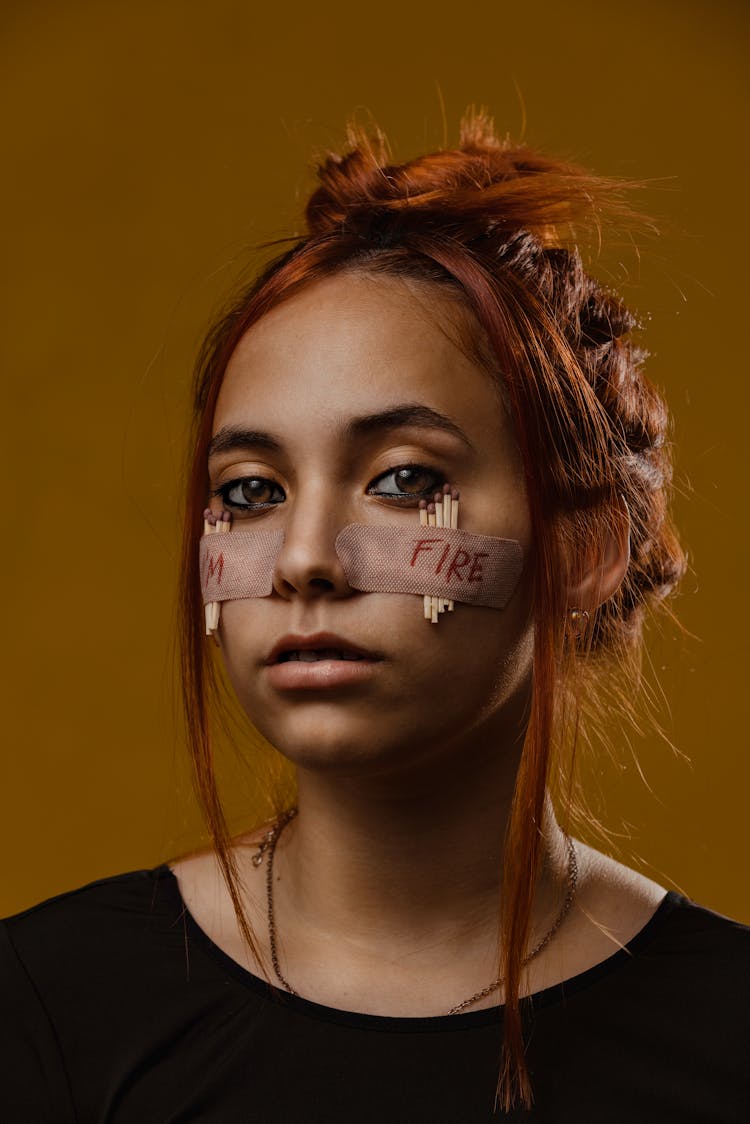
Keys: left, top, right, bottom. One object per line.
{"left": 566, "top": 497, "right": 631, "bottom": 612}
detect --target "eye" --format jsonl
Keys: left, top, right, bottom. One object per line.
{"left": 213, "top": 476, "right": 285, "bottom": 511}
{"left": 366, "top": 464, "right": 445, "bottom": 501}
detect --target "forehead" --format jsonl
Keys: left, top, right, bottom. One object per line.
{"left": 214, "top": 271, "right": 506, "bottom": 441}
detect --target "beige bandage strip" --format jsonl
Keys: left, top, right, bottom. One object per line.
{"left": 335, "top": 524, "right": 523, "bottom": 609}
{"left": 199, "top": 524, "right": 523, "bottom": 610}
{"left": 200, "top": 529, "right": 284, "bottom": 603}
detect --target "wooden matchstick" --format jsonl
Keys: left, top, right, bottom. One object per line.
{"left": 442, "top": 483, "right": 452, "bottom": 539}
{"left": 448, "top": 488, "right": 459, "bottom": 610}
{"left": 212, "top": 514, "right": 231, "bottom": 631}
{"left": 419, "top": 501, "right": 431, "bottom": 620}
{"left": 202, "top": 508, "right": 228, "bottom": 636}
{"left": 427, "top": 503, "right": 439, "bottom": 623}
{"left": 434, "top": 491, "right": 446, "bottom": 613}
{"left": 203, "top": 509, "right": 213, "bottom": 635}
{"left": 211, "top": 512, "right": 232, "bottom": 631}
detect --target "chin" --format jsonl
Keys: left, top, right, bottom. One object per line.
{"left": 247, "top": 706, "right": 420, "bottom": 777}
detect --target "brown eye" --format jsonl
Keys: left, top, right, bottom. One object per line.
{"left": 367, "top": 465, "right": 444, "bottom": 498}
{"left": 219, "top": 476, "right": 285, "bottom": 509}
{"left": 240, "top": 479, "right": 275, "bottom": 503}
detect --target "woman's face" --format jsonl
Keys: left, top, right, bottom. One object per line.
{"left": 208, "top": 272, "right": 534, "bottom": 780}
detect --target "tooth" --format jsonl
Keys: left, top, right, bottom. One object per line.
{"left": 280, "top": 648, "right": 366, "bottom": 663}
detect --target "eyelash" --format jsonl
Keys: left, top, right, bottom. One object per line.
{"left": 211, "top": 464, "right": 446, "bottom": 513}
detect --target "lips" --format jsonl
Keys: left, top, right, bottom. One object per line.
{"left": 266, "top": 632, "right": 381, "bottom": 666}
{"left": 265, "top": 632, "right": 383, "bottom": 691}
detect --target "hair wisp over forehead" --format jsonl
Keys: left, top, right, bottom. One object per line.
{"left": 180, "top": 109, "right": 685, "bottom": 1114}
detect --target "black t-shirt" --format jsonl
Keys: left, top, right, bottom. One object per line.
{"left": 1, "top": 864, "right": 748, "bottom": 1122}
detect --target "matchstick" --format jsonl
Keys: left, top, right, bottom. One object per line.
{"left": 203, "top": 508, "right": 214, "bottom": 635}
{"left": 434, "top": 491, "right": 446, "bottom": 613}
{"left": 419, "top": 501, "right": 431, "bottom": 620}
{"left": 448, "top": 488, "right": 459, "bottom": 610}
{"left": 442, "top": 483, "right": 452, "bottom": 537}
{"left": 427, "top": 503, "right": 439, "bottom": 623}
{"left": 212, "top": 512, "right": 231, "bottom": 631}
{"left": 202, "top": 507, "right": 229, "bottom": 636}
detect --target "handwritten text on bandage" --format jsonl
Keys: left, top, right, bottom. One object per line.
{"left": 199, "top": 524, "right": 523, "bottom": 610}
{"left": 409, "top": 538, "right": 489, "bottom": 585}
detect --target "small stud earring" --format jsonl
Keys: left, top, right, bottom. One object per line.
{"left": 568, "top": 608, "right": 590, "bottom": 638}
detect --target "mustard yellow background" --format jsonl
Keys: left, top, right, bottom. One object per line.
{"left": 2, "top": 0, "right": 748, "bottom": 922}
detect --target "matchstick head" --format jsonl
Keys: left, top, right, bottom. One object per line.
{"left": 418, "top": 484, "right": 460, "bottom": 624}
{"left": 202, "top": 507, "right": 232, "bottom": 530}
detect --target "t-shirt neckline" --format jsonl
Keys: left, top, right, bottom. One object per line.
{"left": 155, "top": 863, "right": 684, "bottom": 1033}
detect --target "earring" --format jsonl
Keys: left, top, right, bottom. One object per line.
{"left": 568, "top": 608, "right": 590, "bottom": 638}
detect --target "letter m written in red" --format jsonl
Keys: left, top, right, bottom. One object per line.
{"left": 204, "top": 551, "right": 224, "bottom": 587}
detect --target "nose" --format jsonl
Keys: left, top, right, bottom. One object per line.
{"left": 271, "top": 489, "right": 353, "bottom": 601}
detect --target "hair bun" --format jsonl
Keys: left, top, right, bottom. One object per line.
{"left": 305, "top": 109, "right": 637, "bottom": 252}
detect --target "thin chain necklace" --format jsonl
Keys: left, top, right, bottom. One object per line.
{"left": 252, "top": 807, "right": 578, "bottom": 1015}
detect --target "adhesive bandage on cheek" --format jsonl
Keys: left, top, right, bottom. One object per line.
{"left": 199, "top": 487, "right": 524, "bottom": 636}
{"left": 200, "top": 508, "right": 283, "bottom": 637}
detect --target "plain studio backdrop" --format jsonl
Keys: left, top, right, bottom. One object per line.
{"left": 1, "top": 0, "right": 748, "bottom": 923}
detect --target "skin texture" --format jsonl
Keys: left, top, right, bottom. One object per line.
{"left": 213, "top": 274, "right": 533, "bottom": 780}
{"left": 171, "top": 272, "right": 667, "bottom": 1016}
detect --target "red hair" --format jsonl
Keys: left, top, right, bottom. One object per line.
{"left": 178, "top": 110, "right": 685, "bottom": 1111}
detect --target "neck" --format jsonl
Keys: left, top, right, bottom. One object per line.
{"left": 271, "top": 716, "right": 569, "bottom": 957}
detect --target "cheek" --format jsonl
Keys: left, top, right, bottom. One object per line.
{"left": 443, "top": 602, "right": 533, "bottom": 710}
{"left": 214, "top": 599, "right": 267, "bottom": 711}
{"left": 215, "top": 590, "right": 533, "bottom": 744}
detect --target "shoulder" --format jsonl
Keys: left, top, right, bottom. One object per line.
{"left": 167, "top": 828, "right": 271, "bottom": 973}
{"left": 168, "top": 824, "right": 268, "bottom": 909}
{"left": 2, "top": 864, "right": 176, "bottom": 930}
{"left": 537, "top": 840, "right": 749, "bottom": 1000}
{"left": 574, "top": 841, "right": 671, "bottom": 942}
{"left": 577, "top": 840, "right": 749, "bottom": 940}
{"left": 1, "top": 864, "right": 182, "bottom": 992}
{"left": 0, "top": 865, "right": 185, "bottom": 1121}
{"left": 567, "top": 841, "right": 750, "bottom": 996}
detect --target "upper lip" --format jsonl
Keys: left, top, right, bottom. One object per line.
{"left": 266, "top": 632, "right": 382, "bottom": 665}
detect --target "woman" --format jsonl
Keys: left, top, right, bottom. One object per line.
{"left": 2, "top": 111, "right": 748, "bottom": 1121}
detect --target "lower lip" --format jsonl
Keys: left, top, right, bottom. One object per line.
{"left": 265, "top": 658, "right": 382, "bottom": 691}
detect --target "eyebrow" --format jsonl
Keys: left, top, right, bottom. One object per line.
{"left": 207, "top": 404, "right": 474, "bottom": 460}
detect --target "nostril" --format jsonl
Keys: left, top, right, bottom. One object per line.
{"left": 309, "top": 577, "right": 336, "bottom": 592}
{"left": 272, "top": 550, "right": 350, "bottom": 600}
